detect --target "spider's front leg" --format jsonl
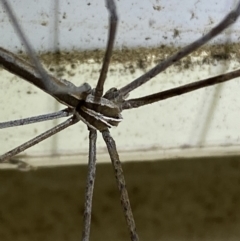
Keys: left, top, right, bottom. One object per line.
{"left": 95, "top": 0, "right": 118, "bottom": 98}
{"left": 118, "top": 0, "right": 240, "bottom": 98}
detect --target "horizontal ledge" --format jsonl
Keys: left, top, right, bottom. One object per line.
{"left": 2, "top": 144, "right": 240, "bottom": 170}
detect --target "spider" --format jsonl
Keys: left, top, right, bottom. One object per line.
{"left": 1, "top": 0, "right": 240, "bottom": 240}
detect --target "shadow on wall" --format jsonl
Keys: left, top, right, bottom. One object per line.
{"left": 0, "top": 156, "right": 240, "bottom": 241}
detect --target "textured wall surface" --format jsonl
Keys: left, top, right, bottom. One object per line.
{"left": 1, "top": 156, "right": 240, "bottom": 241}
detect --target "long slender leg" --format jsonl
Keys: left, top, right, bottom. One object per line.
{"left": 0, "top": 47, "right": 89, "bottom": 108}
{"left": 0, "top": 108, "right": 72, "bottom": 129}
{"left": 95, "top": 0, "right": 118, "bottom": 98}
{"left": 82, "top": 129, "right": 97, "bottom": 241}
{"left": 0, "top": 0, "right": 58, "bottom": 94}
{"left": 118, "top": 1, "right": 240, "bottom": 97}
{"left": 102, "top": 129, "right": 139, "bottom": 241}
{"left": 0, "top": 3, "right": 91, "bottom": 105}
{"left": 0, "top": 117, "right": 78, "bottom": 163}
{"left": 122, "top": 68, "right": 240, "bottom": 110}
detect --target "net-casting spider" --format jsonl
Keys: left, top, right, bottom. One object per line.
{"left": 1, "top": 0, "right": 240, "bottom": 240}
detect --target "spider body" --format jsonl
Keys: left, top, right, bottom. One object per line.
{"left": 1, "top": 0, "right": 240, "bottom": 240}
{"left": 75, "top": 91, "right": 123, "bottom": 131}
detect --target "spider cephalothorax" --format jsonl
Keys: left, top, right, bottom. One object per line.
{"left": 75, "top": 91, "right": 123, "bottom": 132}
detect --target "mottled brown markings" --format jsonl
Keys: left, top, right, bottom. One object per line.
{"left": 5, "top": 43, "right": 238, "bottom": 78}
{"left": 41, "top": 21, "right": 48, "bottom": 26}
{"left": 153, "top": 5, "right": 162, "bottom": 11}
{"left": 173, "top": 29, "right": 180, "bottom": 38}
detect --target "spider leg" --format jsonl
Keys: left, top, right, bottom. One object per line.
{"left": 81, "top": 129, "right": 97, "bottom": 241}
{"left": 0, "top": 2, "right": 91, "bottom": 105}
{"left": 121, "top": 68, "right": 240, "bottom": 110}
{"left": 0, "top": 108, "right": 72, "bottom": 129}
{"left": 0, "top": 0, "right": 60, "bottom": 95}
{"left": 95, "top": 0, "right": 118, "bottom": 98}
{"left": 118, "top": 1, "right": 240, "bottom": 97}
{"left": 0, "top": 116, "right": 78, "bottom": 164}
{"left": 102, "top": 129, "right": 139, "bottom": 241}
{"left": 0, "top": 48, "right": 84, "bottom": 108}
